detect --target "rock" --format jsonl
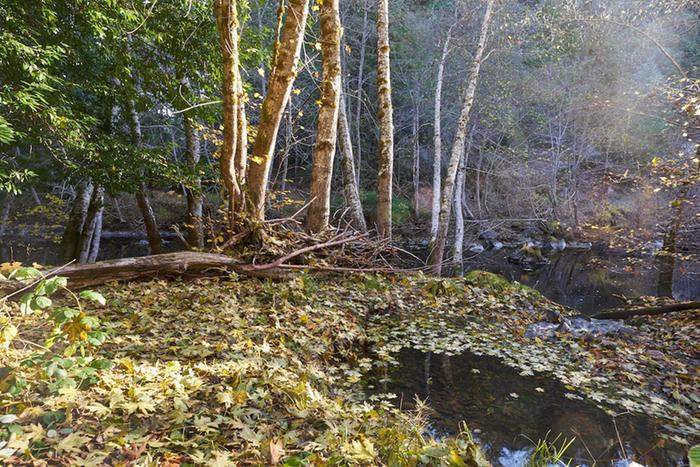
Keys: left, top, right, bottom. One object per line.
{"left": 549, "top": 238, "right": 567, "bottom": 251}
{"left": 567, "top": 241, "right": 592, "bottom": 250}
{"left": 491, "top": 241, "right": 504, "bottom": 250}
{"left": 479, "top": 230, "right": 498, "bottom": 242}
{"left": 468, "top": 243, "right": 485, "bottom": 253}
{"left": 526, "top": 316, "right": 637, "bottom": 339}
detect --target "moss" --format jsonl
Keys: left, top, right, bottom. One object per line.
{"left": 463, "top": 270, "right": 542, "bottom": 298}
{"left": 361, "top": 190, "right": 412, "bottom": 226}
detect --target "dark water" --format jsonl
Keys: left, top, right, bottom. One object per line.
{"left": 0, "top": 236, "right": 180, "bottom": 265}
{"left": 463, "top": 247, "right": 700, "bottom": 314}
{"left": 380, "top": 348, "right": 688, "bottom": 467}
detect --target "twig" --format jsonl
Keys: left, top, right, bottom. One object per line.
{"left": 245, "top": 233, "right": 368, "bottom": 271}
{"left": 0, "top": 260, "right": 75, "bottom": 302}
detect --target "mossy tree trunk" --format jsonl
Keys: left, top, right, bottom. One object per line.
{"left": 215, "top": 0, "right": 243, "bottom": 229}
{"left": 307, "top": 0, "right": 342, "bottom": 233}
{"left": 246, "top": 0, "right": 310, "bottom": 220}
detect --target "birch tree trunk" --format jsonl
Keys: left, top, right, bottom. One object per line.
{"left": 430, "top": 0, "right": 495, "bottom": 275}
{"left": 215, "top": 0, "right": 242, "bottom": 227}
{"left": 412, "top": 101, "right": 420, "bottom": 219}
{"left": 431, "top": 30, "right": 451, "bottom": 241}
{"left": 307, "top": 0, "right": 342, "bottom": 233}
{"left": 354, "top": 0, "right": 369, "bottom": 186}
{"left": 452, "top": 129, "right": 473, "bottom": 268}
{"left": 60, "top": 180, "right": 94, "bottom": 262}
{"left": 375, "top": 0, "right": 394, "bottom": 239}
{"left": 183, "top": 115, "right": 204, "bottom": 249}
{"left": 338, "top": 89, "right": 367, "bottom": 231}
{"left": 127, "top": 96, "right": 164, "bottom": 254}
{"left": 246, "top": 0, "right": 310, "bottom": 220}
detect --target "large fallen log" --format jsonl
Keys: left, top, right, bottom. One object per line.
{"left": 1, "top": 234, "right": 368, "bottom": 298}
{"left": 591, "top": 301, "right": 700, "bottom": 320}
{"left": 0, "top": 251, "right": 291, "bottom": 298}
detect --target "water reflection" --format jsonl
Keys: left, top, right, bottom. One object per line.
{"left": 0, "top": 237, "right": 180, "bottom": 266}
{"left": 381, "top": 348, "right": 687, "bottom": 466}
{"left": 463, "top": 248, "right": 700, "bottom": 314}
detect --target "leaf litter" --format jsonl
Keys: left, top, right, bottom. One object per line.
{"left": 1, "top": 270, "right": 697, "bottom": 464}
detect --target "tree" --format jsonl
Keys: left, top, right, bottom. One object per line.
{"left": 247, "top": 0, "right": 310, "bottom": 220}
{"left": 215, "top": 0, "right": 244, "bottom": 228}
{"left": 307, "top": 0, "right": 342, "bottom": 233}
{"left": 430, "top": 0, "right": 495, "bottom": 275}
{"left": 375, "top": 0, "right": 394, "bottom": 239}
{"left": 431, "top": 28, "right": 452, "bottom": 241}
{"left": 338, "top": 88, "right": 367, "bottom": 231}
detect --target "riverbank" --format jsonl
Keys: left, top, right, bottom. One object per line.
{"left": 2, "top": 269, "right": 697, "bottom": 465}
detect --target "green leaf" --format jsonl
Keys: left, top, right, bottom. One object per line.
{"left": 34, "top": 295, "right": 52, "bottom": 309}
{"left": 690, "top": 445, "right": 700, "bottom": 467}
{"left": 79, "top": 290, "right": 106, "bottom": 306}
{"left": 89, "top": 359, "right": 113, "bottom": 370}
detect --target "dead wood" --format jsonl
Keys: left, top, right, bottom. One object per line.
{"left": 591, "top": 301, "right": 700, "bottom": 320}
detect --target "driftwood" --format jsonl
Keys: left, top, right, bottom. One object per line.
{"left": 591, "top": 301, "right": 700, "bottom": 320}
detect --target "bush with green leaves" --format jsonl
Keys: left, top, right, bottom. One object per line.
{"left": 1, "top": 266, "right": 111, "bottom": 398}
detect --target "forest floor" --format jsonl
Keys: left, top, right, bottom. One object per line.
{"left": 1, "top": 270, "right": 698, "bottom": 465}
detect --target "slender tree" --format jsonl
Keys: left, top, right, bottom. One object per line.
{"left": 307, "top": 0, "right": 342, "bottom": 233}
{"left": 127, "top": 95, "right": 164, "bottom": 255}
{"left": 247, "top": 0, "right": 310, "bottom": 220}
{"left": 375, "top": 0, "right": 394, "bottom": 239}
{"left": 338, "top": 89, "right": 367, "bottom": 231}
{"left": 214, "top": 0, "right": 242, "bottom": 228}
{"left": 431, "top": 28, "right": 452, "bottom": 241}
{"left": 183, "top": 114, "right": 204, "bottom": 248}
{"left": 430, "top": 0, "right": 495, "bottom": 274}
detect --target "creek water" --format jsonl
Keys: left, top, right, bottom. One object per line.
{"left": 2, "top": 237, "right": 698, "bottom": 465}
{"left": 379, "top": 348, "right": 688, "bottom": 466}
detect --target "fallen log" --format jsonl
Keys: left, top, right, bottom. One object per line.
{"left": 0, "top": 252, "right": 291, "bottom": 298}
{"left": 591, "top": 301, "right": 700, "bottom": 320}
{"left": 1, "top": 234, "right": 367, "bottom": 297}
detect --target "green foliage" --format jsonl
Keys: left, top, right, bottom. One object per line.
{"left": 690, "top": 444, "right": 700, "bottom": 467}
{"left": 526, "top": 432, "right": 574, "bottom": 467}
{"left": 361, "top": 190, "right": 412, "bottom": 226}
{"left": 0, "top": 265, "right": 109, "bottom": 403}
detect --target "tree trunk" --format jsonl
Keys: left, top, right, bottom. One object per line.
{"left": 452, "top": 127, "right": 474, "bottom": 266}
{"left": 375, "top": 0, "right": 394, "bottom": 239}
{"left": 0, "top": 193, "right": 13, "bottom": 238}
{"left": 183, "top": 115, "right": 204, "bottom": 249}
{"left": 430, "top": 0, "right": 494, "bottom": 275}
{"left": 412, "top": 102, "right": 420, "bottom": 219}
{"left": 77, "top": 186, "right": 104, "bottom": 264}
{"left": 246, "top": 0, "right": 310, "bottom": 220}
{"left": 453, "top": 155, "right": 465, "bottom": 268}
{"left": 354, "top": 0, "right": 369, "bottom": 187}
{"left": 307, "top": 0, "right": 342, "bottom": 233}
{"left": 60, "top": 180, "right": 94, "bottom": 262}
{"left": 215, "top": 0, "right": 243, "bottom": 227}
{"left": 87, "top": 199, "right": 104, "bottom": 264}
{"left": 338, "top": 89, "right": 367, "bottom": 231}
{"left": 591, "top": 301, "right": 700, "bottom": 320}
{"left": 127, "top": 95, "right": 164, "bottom": 255}
{"left": 431, "top": 30, "right": 451, "bottom": 241}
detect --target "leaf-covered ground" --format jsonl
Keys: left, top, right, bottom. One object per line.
{"left": 1, "top": 270, "right": 698, "bottom": 464}
{"left": 1, "top": 274, "right": 486, "bottom": 466}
